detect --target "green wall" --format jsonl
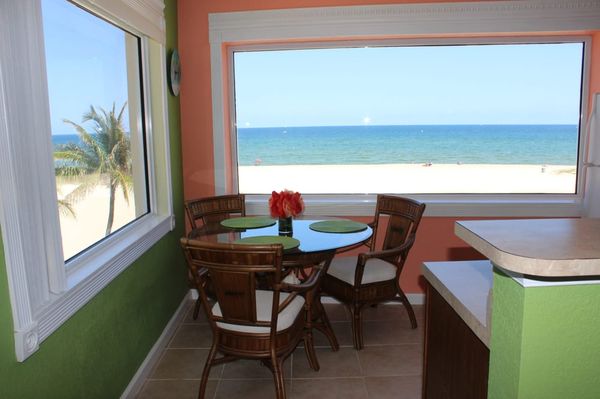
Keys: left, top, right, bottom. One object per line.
{"left": 487, "top": 269, "right": 525, "bottom": 399}
{"left": 488, "top": 268, "right": 600, "bottom": 399}
{"left": 0, "top": 1, "right": 188, "bottom": 397}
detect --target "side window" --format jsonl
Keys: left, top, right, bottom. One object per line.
{"left": 42, "top": 0, "right": 149, "bottom": 261}
{"left": 0, "top": 0, "right": 172, "bottom": 361}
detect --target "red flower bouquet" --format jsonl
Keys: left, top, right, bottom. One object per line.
{"left": 269, "top": 190, "right": 304, "bottom": 218}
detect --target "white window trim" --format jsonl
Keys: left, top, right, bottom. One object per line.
{"left": 208, "top": 0, "right": 600, "bottom": 217}
{"left": 0, "top": 0, "right": 172, "bottom": 361}
{"left": 74, "top": 0, "right": 166, "bottom": 44}
{"left": 583, "top": 93, "right": 600, "bottom": 217}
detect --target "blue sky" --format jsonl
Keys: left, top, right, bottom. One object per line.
{"left": 42, "top": 0, "right": 584, "bottom": 133}
{"left": 43, "top": 0, "right": 130, "bottom": 135}
{"left": 234, "top": 43, "right": 584, "bottom": 127}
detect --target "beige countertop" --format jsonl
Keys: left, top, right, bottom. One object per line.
{"left": 455, "top": 218, "right": 600, "bottom": 277}
{"left": 422, "top": 260, "right": 493, "bottom": 347}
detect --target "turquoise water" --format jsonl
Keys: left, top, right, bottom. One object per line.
{"left": 53, "top": 124, "right": 579, "bottom": 166}
{"left": 236, "top": 124, "right": 578, "bottom": 166}
{"left": 52, "top": 134, "right": 82, "bottom": 147}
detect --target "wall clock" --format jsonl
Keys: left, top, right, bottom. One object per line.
{"left": 168, "top": 49, "right": 180, "bottom": 96}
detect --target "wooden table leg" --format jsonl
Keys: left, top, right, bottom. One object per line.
{"left": 284, "top": 251, "right": 339, "bottom": 352}
{"left": 312, "top": 294, "right": 339, "bottom": 351}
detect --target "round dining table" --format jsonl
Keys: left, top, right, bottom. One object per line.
{"left": 189, "top": 216, "right": 373, "bottom": 351}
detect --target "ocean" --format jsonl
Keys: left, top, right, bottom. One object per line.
{"left": 53, "top": 124, "right": 579, "bottom": 166}
{"left": 236, "top": 124, "right": 578, "bottom": 166}
{"left": 52, "top": 134, "right": 82, "bottom": 147}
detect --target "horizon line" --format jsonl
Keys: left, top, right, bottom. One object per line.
{"left": 237, "top": 123, "right": 578, "bottom": 129}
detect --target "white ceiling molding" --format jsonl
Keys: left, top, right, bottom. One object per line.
{"left": 75, "top": 0, "right": 165, "bottom": 43}
{"left": 209, "top": 0, "right": 600, "bottom": 43}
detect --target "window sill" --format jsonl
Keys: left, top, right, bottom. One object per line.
{"left": 15, "top": 214, "right": 172, "bottom": 361}
{"left": 246, "top": 194, "right": 582, "bottom": 218}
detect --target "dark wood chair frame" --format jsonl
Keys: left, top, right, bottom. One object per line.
{"left": 180, "top": 239, "right": 322, "bottom": 399}
{"left": 184, "top": 194, "right": 246, "bottom": 229}
{"left": 283, "top": 252, "right": 340, "bottom": 352}
{"left": 322, "top": 194, "right": 426, "bottom": 350}
{"left": 184, "top": 194, "right": 246, "bottom": 319}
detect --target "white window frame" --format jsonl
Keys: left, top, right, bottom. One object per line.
{"left": 208, "top": 0, "right": 600, "bottom": 218}
{"left": 0, "top": 0, "right": 173, "bottom": 361}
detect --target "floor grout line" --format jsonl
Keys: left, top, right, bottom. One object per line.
{"left": 138, "top": 303, "right": 425, "bottom": 398}
{"left": 211, "top": 379, "right": 220, "bottom": 399}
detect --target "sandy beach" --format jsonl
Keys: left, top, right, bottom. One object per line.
{"left": 239, "top": 163, "right": 577, "bottom": 194}
{"left": 57, "top": 183, "right": 138, "bottom": 260}
{"left": 55, "top": 163, "right": 575, "bottom": 258}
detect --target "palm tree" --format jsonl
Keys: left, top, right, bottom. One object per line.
{"left": 57, "top": 199, "right": 76, "bottom": 217}
{"left": 54, "top": 102, "right": 132, "bottom": 235}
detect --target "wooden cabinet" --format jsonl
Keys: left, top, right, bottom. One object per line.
{"left": 422, "top": 283, "right": 490, "bottom": 399}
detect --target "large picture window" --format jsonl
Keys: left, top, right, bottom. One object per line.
{"left": 233, "top": 42, "right": 584, "bottom": 195}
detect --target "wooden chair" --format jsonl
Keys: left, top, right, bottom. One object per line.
{"left": 180, "top": 239, "right": 322, "bottom": 399}
{"left": 184, "top": 194, "right": 246, "bottom": 229}
{"left": 321, "top": 195, "right": 426, "bottom": 350}
{"left": 184, "top": 194, "right": 246, "bottom": 319}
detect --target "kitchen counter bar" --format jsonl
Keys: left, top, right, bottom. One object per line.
{"left": 422, "top": 260, "right": 493, "bottom": 347}
{"left": 455, "top": 218, "right": 600, "bottom": 277}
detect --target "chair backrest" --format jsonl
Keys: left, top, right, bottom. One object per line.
{"left": 370, "top": 194, "right": 426, "bottom": 252}
{"left": 180, "top": 238, "right": 284, "bottom": 330}
{"left": 185, "top": 194, "right": 246, "bottom": 229}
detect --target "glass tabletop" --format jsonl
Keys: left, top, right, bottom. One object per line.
{"left": 190, "top": 218, "right": 373, "bottom": 254}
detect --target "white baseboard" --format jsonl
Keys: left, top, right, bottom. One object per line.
{"left": 121, "top": 292, "right": 192, "bottom": 399}
{"left": 320, "top": 293, "right": 425, "bottom": 305}
{"left": 407, "top": 293, "right": 425, "bottom": 305}
{"left": 190, "top": 289, "right": 424, "bottom": 305}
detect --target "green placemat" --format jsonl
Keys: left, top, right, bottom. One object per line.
{"left": 234, "top": 235, "right": 300, "bottom": 250}
{"left": 220, "top": 216, "right": 276, "bottom": 229}
{"left": 309, "top": 219, "right": 368, "bottom": 233}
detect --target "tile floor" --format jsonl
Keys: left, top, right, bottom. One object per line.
{"left": 136, "top": 301, "right": 424, "bottom": 399}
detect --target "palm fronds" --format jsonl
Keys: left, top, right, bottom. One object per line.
{"left": 57, "top": 199, "right": 76, "bottom": 217}
{"left": 54, "top": 102, "right": 133, "bottom": 234}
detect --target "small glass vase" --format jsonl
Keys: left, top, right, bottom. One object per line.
{"left": 278, "top": 217, "right": 293, "bottom": 236}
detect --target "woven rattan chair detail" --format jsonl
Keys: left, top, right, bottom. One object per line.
{"left": 321, "top": 194, "right": 426, "bottom": 350}
{"left": 184, "top": 194, "right": 246, "bottom": 319}
{"left": 184, "top": 194, "right": 246, "bottom": 229}
{"left": 180, "top": 239, "right": 322, "bottom": 399}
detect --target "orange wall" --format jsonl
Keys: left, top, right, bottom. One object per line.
{"left": 178, "top": 0, "right": 478, "bottom": 201}
{"left": 592, "top": 33, "right": 600, "bottom": 87}
{"left": 178, "top": 0, "right": 600, "bottom": 294}
{"left": 344, "top": 216, "right": 487, "bottom": 293}
{"left": 590, "top": 32, "right": 600, "bottom": 107}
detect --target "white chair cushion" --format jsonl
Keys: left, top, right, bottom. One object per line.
{"left": 282, "top": 272, "right": 301, "bottom": 285}
{"left": 212, "top": 289, "right": 305, "bottom": 333}
{"left": 327, "top": 256, "right": 397, "bottom": 286}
